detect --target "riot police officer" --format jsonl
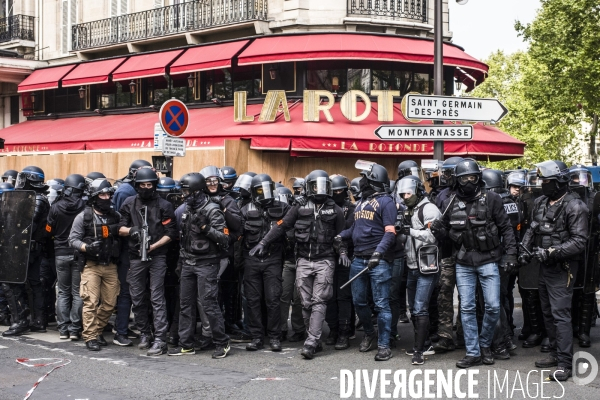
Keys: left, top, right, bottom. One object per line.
{"left": 232, "top": 172, "right": 256, "bottom": 209}
{"left": 255, "top": 170, "right": 346, "bottom": 359}
{"left": 220, "top": 166, "right": 238, "bottom": 191}
{"left": 240, "top": 174, "right": 290, "bottom": 352}
{"left": 292, "top": 177, "right": 305, "bottom": 197}
{"left": 567, "top": 165, "right": 597, "bottom": 348}
{"left": 349, "top": 177, "right": 361, "bottom": 200}
{"left": 112, "top": 159, "right": 152, "bottom": 346}
{"left": 519, "top": 161, "right": 588, "bottom": 381}
{"left": 169, "top": 173, "right": 231, "bottom": 358}
{"left": 325, "top": 174, "right": 357, "bottom": 350}
{"left": 1, "top": 169, "right": 18, "bottom": 185}
{"left": 338, "top": 162, "right": 397, "bottom": 362}
{"left": 68, "top": 179, "right": 120, "bottom": 351}
{"left": 431, "top": 159, "right": 517, "bottom": 368}
{"left": 118, "top": 167, "right": 177, "bottom": 356}
{"left": 47, "top": 174, "right": 87, "bottom": 339}
{"left": 3, "top": 166, "right": 50, "bottom": 337}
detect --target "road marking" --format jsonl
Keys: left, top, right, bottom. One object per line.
{"left": 0, "top": 345, "right": 8, "bottom": 349}
{"left": 251, "top": 377, "right": 288, "bottom": 381}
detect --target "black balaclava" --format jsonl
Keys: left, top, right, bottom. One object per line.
{"left": 332, "top": 191, "right": 347, "bottom": 205}
{"left": 185, "top": 191, "right": 207, "bottom": 209}
{"left": 93, "top": 198, "right": 112, "bottom": 213}
{"left": 359, "top": 176, "right": 375, "bottom": 199}
{"left": 457, "top": 181, "right": 480, "bottom": 199}
{"left": 541, "top": 180, "right": 568, "bottom": 201}
{"left": 137, "top": 185, "right": 156, "bottom": 201}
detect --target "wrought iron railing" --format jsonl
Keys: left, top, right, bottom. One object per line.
{"left": 0, "top": 15, "right": 35, "bottom": 43}
{"left": 347, "top": 0, "right": 427, "bottom": 23}
{"left": 72, "top": 0, "right": 268, "bottom": 51}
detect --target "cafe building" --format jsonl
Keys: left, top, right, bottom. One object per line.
{"left": 0, "top": 1, "right": 524, "bottom": 182}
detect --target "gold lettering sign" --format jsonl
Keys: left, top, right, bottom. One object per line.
{"left": 303, "top": 90, "right": 335, "bottom": 122}
{"left": 371, "top": 90, "right": 400, "bottom": 122}
{"left": 340, "top": 90, "right": 371, "bottom": 122}
{"left": 258, "top": 90, "right": 291, "bottom": 122}
{"left": 234, "top": 91, "right": 254, "bottom": 122}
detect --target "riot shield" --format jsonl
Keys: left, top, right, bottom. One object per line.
{"left": 166, "top": 193, "right": 184, "bottom": 210}
{"left": 0, "top": 190, "right": 36, "bottom": 283}
{"left": 584, "top": 191, "right": 600, "bottom": 293}
{"left": 518, "top": 258, "right": 540, "bottom": 290}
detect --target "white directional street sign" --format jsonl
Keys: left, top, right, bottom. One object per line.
{"left": 374, "top": 125, "right": 473, "bottom": 141}
{"left": 162, "top": 137, "right": 186, "bottom": 157}
{"left": 404, "top": 94, "right": 508, "bottom": 123}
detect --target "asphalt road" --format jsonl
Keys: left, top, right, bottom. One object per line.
{"left": 1, "top": 309, "right": 600, "bottom": 400}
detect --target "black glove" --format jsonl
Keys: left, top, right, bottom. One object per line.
{"left": 293, "top": 195, "right": 307, "bottom": 207}
{"left": 339, "top": 252, "right": 351, "bottom": 267}
{"left": 129, "top": 227, "right": 140, "bottom": 241}
{"left": 500, "top": 254, "right": 518, "bottom": 275}
{"left": 505, "top": 263, "right": 519, "bottom": 276}
{"left": 249, "top": 241, "right": 267, "bottom": 257}
{"left": 86, "top": 241, "right": 103, "bottom": 257}
{"left": 367, "top": 252, "right": 382, "bottom": 270}
{"left": 400, "top": 225, "right": 411, "bottom": 236}
{"left": 108, "top": 224, "right": 120, "bottom": 237}
{"left": 518, "top": 253, "right": 531, "bottom": 266}
{"left": 533, "top": 247, "right": 549, "bottom": 263}
{"left": 333, "top": 235, "right": 343, "bottom": 251}
{"left": 430, "top": 219, "right": 445, "bottom": 236}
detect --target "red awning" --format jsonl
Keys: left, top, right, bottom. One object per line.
{"left": 238, "top": 33, "right": 488, "bottom": 90}
{"left": 170, "top": 40, "right": 250, "bottom": 75}
{"left": 0, "top": 103, "right": 523, "bottom": 160}
{"left": 61, "top": 57, "right": 128, "bottom": 87}
{"left": 112, "top": 50, "right": 184, "bottom": 82}
{"left": 17, "top": 65, "right": 77, "bottom": 93}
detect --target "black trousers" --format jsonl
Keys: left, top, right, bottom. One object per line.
{"left": 325, "top": 262, "right": 354, "bottom": 333}
{"left": 127, "top": 255, "right": 169, "bottom": 341}
{"left": 27, "top": 249, "right": 45, "bottom": 325}
{"left": 539, "top": 261, "right": 578, "bottom": 369}
{"left": 178, "top": 259, "right": 228, "bottom": 348}
{"left": 493, "top": 267, "right": 513, "bottom": 349}
{"left": 244, "top": 259, "right": 282, "bottom": 340}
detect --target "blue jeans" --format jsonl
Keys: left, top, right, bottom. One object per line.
{"left": 55, "top": 255, "right": 82, "bottom": 334}
{"left": 350, "top": 257, "right": 392, "bottom": 349}
{"left": 456, "top": 262, "right": 500, "bottom": 357}
{"left": 406, "top": 268, "right": 439, "bottom": 317}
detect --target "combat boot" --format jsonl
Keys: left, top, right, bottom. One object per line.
{"left": 2, "top": 319, "right": 29, "bottom": 337}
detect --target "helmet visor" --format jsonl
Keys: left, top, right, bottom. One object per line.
{"left": 233, "top": 175, "right": 253, "bottom": 192}
{"left": 526, "top": 171, "right": 541, "bottom": 187}
{"left": 570, "top": 170, "right": 593, "bottom": 190}
{"left": 458, "top": 174, "right": 480, "bottom": 185}
{"left": 309, "top": 177, "right": 331, "bottom": 196}
{"left": 396, "top": 178, "right": 419, "bottom": 197}
{"left": 506, "top": 171, "right": 526, "bottom": 187}
{"left": 253, "top": 181, "right": 275, "bottom": 201}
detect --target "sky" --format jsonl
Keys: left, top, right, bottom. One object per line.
{"left": 448, "top": 0, "right": 541, "bottom": 60}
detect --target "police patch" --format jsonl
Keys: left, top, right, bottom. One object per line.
{"left": 320, "top": 209, "right": 335, "bottom": 215}
{"left": 503, "top": 203, "right": 518, "bottom": 214}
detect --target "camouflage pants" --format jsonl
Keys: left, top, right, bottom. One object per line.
{"left": 437, "top": 265, "right": 463, "bottom": 340}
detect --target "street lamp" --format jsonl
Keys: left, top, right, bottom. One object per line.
{"left": 187, "top": 74, "right": 196, "bottom": 88}
{"left": 78, "top": 86, "right": 86, "bottom": 99}
{"left": 455, "top": 79, "right": 462, "bottom": 92}
{"left": 269, "top": 65, "right": 278, "bottom": 80}
{"left": 129, "top": 80, "right": 136, "bottom": 94}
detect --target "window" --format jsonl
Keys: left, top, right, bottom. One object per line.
{"left": 62, "top": 0, "right": 77, "bottom": 54}
{"left": 10, "top": 95, "right": 19, "bottom": 125}
{"left": 111, "top": 0, "right": 128, "bottom": 16}
{"left": 1, "top": 1, "right": 13, "bottom": 19}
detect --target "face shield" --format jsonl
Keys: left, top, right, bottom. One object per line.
{"left": 570, "top": 170, "right": 593, "bottom": 190}
{"left": 440, "top": 165, "right": 457, "bottom": 186}
{"left": 309, "top": 177, "right": 331, "bottom": 196}
{"left": 396, "top": 178, "right": 418, "bottom": 197}
{"left": 233, "top": 175, "right": 253, "bottom": 192}
{"left": 506, "top": 171, "right": 526, "bottom": 188}
{"left": 526, "top": 171, "right": 541, "bottom": 188}
{"left": 252, "top": 181, "right": 275, "bottom": 204}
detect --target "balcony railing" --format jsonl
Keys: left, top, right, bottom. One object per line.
{"left": 347, "top": 0, "right": 427, "bottom": 23}
{"left": 0, "top": 15, "right": 35, "bottom": 43}
{"left": 72, "top": 0, "right": 268, "bottom": 51}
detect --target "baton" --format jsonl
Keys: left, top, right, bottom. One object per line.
{"left": 340, "top": 265, "right": 370, "bottom": 290}
{"left": 519, "top": 242, "right": 533, "bottom": 257}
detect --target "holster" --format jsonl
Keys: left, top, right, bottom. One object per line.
{"left": 73, "top": 250, "right": 87, "bottom": 273}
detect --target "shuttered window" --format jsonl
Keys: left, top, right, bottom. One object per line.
{"left": 61, "top": 0, "right": 77, "bottom": 54}
{"left": 110, "top": 0, "right": 128, "bottom": 17}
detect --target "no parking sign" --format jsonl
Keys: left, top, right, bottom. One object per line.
{"left": 159, "top": 99, "right": 189, "bottom": 137}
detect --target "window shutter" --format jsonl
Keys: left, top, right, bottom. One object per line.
{"left": 120, "top": 0, "right": 128, "bottom": 15}
{"left": 154, "top": 0, "right": 163, "bottom": 8}
{"left": 111, "top": 0, "right": 118, "bottom": 17}
{"left": 70, "top": 0, "right": 76, "bottom": 25}
{"left": 61, "top": 0, "right": 68, "bottom": 53}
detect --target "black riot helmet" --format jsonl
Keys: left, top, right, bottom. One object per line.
{"left": 86, "top": 172, "right": 106, "bottom": 180}
{"left": 0, "top": 182, "right": 15, "bottom": 194}
{"left": 349, "top": 177, "right": 361, "bottom": 199}
{"left": 440, "top": 157, "right": 465, "bottom": 187}
{"left": 220, "top": 166, "right": 238, "bottom": 189}
{"left": 396, "top": 175, "right": 426, "bottom": 208}
{"left": 157, "top": 177, "right": 177, "bottom": 199}
{"left": 63, "top": 174, "right": 86, "bottom": 197}
{"left": 454, "top": 159, "right": 483, "bottom": 197}
{"left": 15, "top": 166, "right": 47, "bottom": 190}
{"left": 306, "top": 170, "right": 332, "bottom": 204}
{"left": 568, "top": 165, "right": 593, "bottom": 198}
{"left": 251, "top": 174, "right": 276, "bottom": 206}
{"left": 89, "top": 178, "right": 114, "bottom": 198}
{"left": 535, "top": 160, "right": 570, "bottom": 183}
{"left": 275, "top": 185, "right": 293, "bottom": 204}
{"left": 506, "top": 170, "right": 527, "bottom": 188}
{"left": 482, "top": 169, "right": 504, "bottom": 192}
{"left": 200, "top": 165, "right": 222, "bottom": 194}
{"left": 331, "top": 174, "right": 349, "bottom": 203}
{"left": 179, "top": 173, "right": 207, "bottom": 201}
{"left": 124, "top": 159, "right": 152, "bottom": 182}
{"left": 397, "top": 160, "right": 423, "bottom": 180}
{"left": 134, "top": 166, "right": 158, "bottom": 184}
{"left": 292, "top": 177, "right": 306, "bottom": 196}
{"left": 2, "top": 169, "right": 18, "bottom": 185}
{"left": 358, "top": 161, "right": 389, "bottom": 192}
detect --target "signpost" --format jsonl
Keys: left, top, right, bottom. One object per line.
{"left": 404, "top": 94, "right": 508, "bottom": 124}
{"left": 153, "top": 123, "right": 167, "bottom": 151}
{"left": 374, "top": 125, "right": 473, "bottom": 141}
{"left": 157, "top": 99, "right": 189, "bottom": 176}
{"left": 163, "top": 137, "right": 186, "bottom": 157}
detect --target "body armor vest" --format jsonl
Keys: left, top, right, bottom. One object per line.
{"left": 82, "top": 207, "right": 120, "bottom": 265}
{"left": 294, "top": 199, "right": 337, "bottom": 260}
{"left": 181, "top": 201, "right": 220, "bottom": 256}
{"left": 500, "top": 192, "right": 521, "bottom": 241}
{"left": 243, "top": 201, "right": 286, "bottom": 252}
{"left": 448, "top": 193, "right": 501, "bottom": 252}
{"left": 531, "top": 193, "right": 578, "bottom": 251}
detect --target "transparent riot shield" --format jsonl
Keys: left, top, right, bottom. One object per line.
{"left": 0, "top": 190, "right": 36, "bottom": 283}
{"left": 584, "top": 192, "right": 600, "bottom": 293}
